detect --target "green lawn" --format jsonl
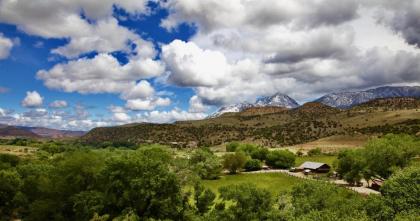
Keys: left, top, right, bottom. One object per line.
{"left": 202, "top": 173, "right": 302, "bottom": 195}
{"left": 295, "top": 155, "right": 337, "bottom": 167}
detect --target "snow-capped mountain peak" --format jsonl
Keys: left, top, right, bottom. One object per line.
{"left": 255, "top": 93, "right": 299, "bottom": 108}
{"left": 208, "top": 102, "right": 254, "bottom": 118}
{"left": 209, "top": 93, "right": 299, "bottom": 118}
{"left": 316, "top": 86, "right": 420, "bottom": 108}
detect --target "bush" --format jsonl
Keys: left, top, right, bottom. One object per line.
{"left": 223, "top": 152, "right": 247, "bottom": 174}
{"left": 307, "top": 148, "right": 322, "bottom": 156}
{"left": 250, "top": 147, "right": 269, "bottom": 161}
{"left": 236, "top": 144, "right": 259, "bottom": 155}
{"left": 244, "top": 159, "right": 262, "bottom": 171}
{"left": 291, "top": 182, "right": 366, "bottom": 220}
{"left": 226, "top": 142, "right": 240, "bottom": 152}
{"left": 296, "top": 150, "right": 304, "bottom": 157}
{"left": 266, "top": 150, "right": 295, "bottom": 169}
{"left": 212, "top": 184, "right": 273, "bottom": 220}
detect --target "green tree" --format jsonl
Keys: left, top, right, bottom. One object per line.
{"left": 0, "top": 153, "right": 20, "bottom": 169}
{"left": 381, "top": 166, "right": 420, "bottom": 214}
{"left": 364, "top": 195, "right": 394, "bottom": 221}
{"left": 265, "top": 150, "right": 295, "bottom": 169}
{"left": 250, "top": 147, "right": 269, "bottom": 161}
{"left": 71, "top": 191, "right": 106, "bottom": 221}
{"left": 291, "top": 182, "right": 366, "bottom": 220}
{"left": 363, "top": 134, "right": 419, "bottom": 179}
{"left": 244, "top": 159, "right": 262, "bottom": 171}
{"left": 189, "top": 148, "right": 222, "bottom": 180}
{"left": 336, "top": 150, "right": 365, "bottom": 185}
{"left": 211, "top": 183, "right": 273, "bottom": 221}
{"left": 223, "top": 152, "right": 247, "bottom": 174}
{"left": 226, "top": 142, "right": 240, "bottom": 152}
{"left": 193, "top": 183, "right": 216, "bottom": 215}
{"left": 236, "top": 144, "right": 259, "bottom": 155}
{"left": 0, "top": 169, "right": 23, "bottom": 219}
{"left": 393, "top": 210, "right": 420, "bottom": 221}
{"left": 100, "top": 148, "right": 184, "bottom": 220}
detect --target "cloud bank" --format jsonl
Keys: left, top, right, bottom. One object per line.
{"left": 1, "top": 0, "right": 420, "bottom": 130}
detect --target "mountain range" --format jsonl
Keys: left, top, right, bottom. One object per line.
{"left": 83, "top": 97, "right": 420, "bottom": 147}
{"left": 210, "top": 86, "right": 420, "bottom": 116}
{"left": 316, "top": 86, "right": 420, "bottom": 108}
{"left": 2, "top": 85, "right": 420, "bottom": 140}
{"left": 0, "top": 124, "right": 85, "bottom": 139}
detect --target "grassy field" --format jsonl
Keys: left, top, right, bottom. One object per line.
{"left": 0, "top": 145, "right": 38, "bottom": 157}
{"left": 202, "top": 173, "right": 302, "bottom": 195}
{"left": 286, "top": 135, "right": 370, "bottom": 153}
{"left": 295, "top": 155, "right": 337, "bottom": 167}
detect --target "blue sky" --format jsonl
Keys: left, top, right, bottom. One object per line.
{"left": 0, "top": 3, "right": 195, "bottom": 113}
{"left": 0, "top": 0, "right": 419, "bottom": 130}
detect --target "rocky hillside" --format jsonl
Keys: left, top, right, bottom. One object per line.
{"left": 82, "top": 97, "right": 420, "bottom": 147}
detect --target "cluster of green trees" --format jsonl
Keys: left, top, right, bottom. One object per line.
{"left": 195, "top": 168, "right": 419, "bottom": 221}
{"left": 0, "top": 147, "right": 196, "bottom": 220}
{"left": 1, "top": 135, "right": 419, "bottom": 220}
{"left": 224, "top": 143, "right": 295, "bottom": 173}
{"left": 335, "top": 134, "right": 420, "bottom": 185}
{"left": 289, "top": 166, "right": 419, "bottom": 221}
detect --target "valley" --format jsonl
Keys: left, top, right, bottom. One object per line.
{"left": 1, "top": 87, "right": 420, "bottom": 221}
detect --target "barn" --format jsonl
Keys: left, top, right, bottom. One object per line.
{"left": 298, "top": 161, "right": 331, "bottom": 173}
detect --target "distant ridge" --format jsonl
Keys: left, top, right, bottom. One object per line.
{"left": 0, "top": 125, "right": 86, "bottom": 139}
{"left": 0, "top": 126, "right": 41, "bottom": 138}
{"left": 316, "top": 86, "right": 420, "bottom": 108}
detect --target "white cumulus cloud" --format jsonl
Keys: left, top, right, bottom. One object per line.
{"left": 37, "top": 53, "right": 164, "bottom": 101}
{"left": 113, "top": 112, "right": 131, "bottom": 122}
{"left": 0, "top": 0, "right": 151, "bottom": 58}
{"left": 159, "top": 0, "right": 420, "bottom": 106}
{"left": 136, "top": 109, "right": 207, "bottom": 123}
{"left": 49, "top": 100, "right": 68, "bottom": 108}
{"left": 0, "top": 33, "right": 13, "bottom": 59}
{"left": 21, "top": 91, "right": 43, "bottom": 108}
{"left": 126, "top": 97, "right": 171, "bottom": 111}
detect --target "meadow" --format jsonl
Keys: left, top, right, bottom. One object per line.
{"left": 202, "top": 172, "right": 302, "bottom": 195}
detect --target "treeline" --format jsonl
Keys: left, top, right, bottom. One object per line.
{"left": 0, "top": 138, "right": 139, "bottom": 152}
{"left": 225, "top": 142, "right": 295, "bottom": 172}
{"left": 335, "top": 134, "right": 420, "bottom": 185}
{"left": 186, "top": 143, "right": 296, "bottom": 180}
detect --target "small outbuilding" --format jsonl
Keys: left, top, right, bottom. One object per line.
{"left": 371, "top": 178, "right": 385, "bottom": 191}
{"left": 298, "top": 161, "right": 331, "bottom": 173}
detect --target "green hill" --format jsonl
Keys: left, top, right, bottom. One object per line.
{"left": 82, "top": 98, "right": 420, "bottom": 147}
